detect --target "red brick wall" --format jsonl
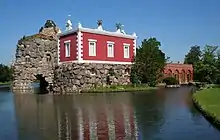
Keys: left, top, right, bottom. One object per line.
{"left": 163, "top": 63, "right": 193, "bottom": 83}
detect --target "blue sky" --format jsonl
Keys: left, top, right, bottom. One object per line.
{"left": 0, "top": 0, "right": 220, "bottom": 65}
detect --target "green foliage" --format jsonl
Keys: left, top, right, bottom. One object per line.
{"left": 131, "top": 38, "right": 166, "bottom": 87}
{"left": 44, "top": 20, "right": 56, "bottom": 28}
{"left": 82, "top": 84, "right": 156, "bottom": 93}
{"left": 0, "top": 64, "right": 12, "bottom": 83}
{"left": 184, "top": 45, "right": 201, "bottom": 65}
{"left": 184, "top": 45, "right": 220, "bottom": 84}
{"left": 163, "top": 77, "right": 178, "bottom": 85}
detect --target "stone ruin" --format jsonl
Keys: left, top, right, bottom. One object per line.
{"left": 12, "top": 20, "right": 131, "bottom": 94}
{"left": 12, "top": 20, "right": 59, "bottom": 91}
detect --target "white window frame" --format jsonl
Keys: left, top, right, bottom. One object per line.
{"left": 88, "top": 39, "right": 97, "bottom": 56}
{"left": 64, "top": 40, "right": 71, "bottom": 57}
{"left": 107, "top": 41, "right": 114, "bottom": 57}
{"left": 123, "top": 43, "right": 130, "bottom": 58}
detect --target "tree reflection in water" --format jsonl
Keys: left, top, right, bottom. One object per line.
{"left": 131, "top": 90, "right": 165, "bottom": 139}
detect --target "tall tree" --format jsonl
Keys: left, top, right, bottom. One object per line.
{"left": 184, "top": 45, "right": 201, "bottom": 65}
{"left": 184, "top": 45, "right": 202, "bottom": 81}
{"left": 184, "top": 45, "right": 220, "bottom": 83}
{"left": 0, "top": 64, "right": 12, "bottom": 83}
{"left": 199, "top": 45, "right": 218, "bottom": 83}
{"left": 131, "top": 38, "right": 166, "bottom": 86}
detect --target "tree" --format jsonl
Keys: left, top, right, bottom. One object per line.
{"left": 184, "top": 45, "right": 202, "bottom": 82}
{"left": 199, "top": 45, "right": 218, "bottom": 83}
{"left": 131, "top": 38, "right": 166, "bottom": 86}
{"left": 184, "top": 45, "right": 201, "bottom": 65}
{"left": 184, "top": 45, "right": 220, "bottom": 83}
{"left": 0, "top": 64, "right": 12, "bottom": 83}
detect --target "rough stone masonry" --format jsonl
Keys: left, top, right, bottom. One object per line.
{"left": 12, "top": 20, "right": 131, "bottom": 94}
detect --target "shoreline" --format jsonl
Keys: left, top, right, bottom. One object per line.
{"left": 192, "top": 88, "right": 220, "bottom": 130}
{"left": 81, "top": 85, "right": 158, "bottom": 93}
{"left": 0, "top": 82, "right": 11, "bottom": 85}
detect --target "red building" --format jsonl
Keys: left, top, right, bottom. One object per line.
{"left": 163, "top": 63, "right": 193, "bottom": 84}
{"left": 58, "top": 20, "right": 137, "bottom": 64}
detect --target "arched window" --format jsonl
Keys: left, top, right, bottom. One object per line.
{"left": 25, "top": 55, "right": 30, "bottom": 62}
{"left": 46, "top": 53, "right": 52, "bottom": 62}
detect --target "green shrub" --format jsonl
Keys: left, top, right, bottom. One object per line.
{"left": 163, "top": 77, "right": 178, "bottom": 85}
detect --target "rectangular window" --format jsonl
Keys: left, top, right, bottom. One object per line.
{"left": 107, "top": 43, "right": 114, "bottom": 57}
{"left": 123, "top": 44, "right": 130, "bottom": 58}
{"left": 64, "top": 41, "right": 71, "bottom": 57}
{"left": 89, "top": 41, "right": 96, "bottom": 56}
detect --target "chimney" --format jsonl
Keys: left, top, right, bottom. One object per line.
{"left": 97, "top": 20, "right": 103, "bottom": 30}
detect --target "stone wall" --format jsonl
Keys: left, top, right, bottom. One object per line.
{"left": 12, "top": 34, "right": 58, "bottom": 90}
{"left": 53, "top": 63, "right": 131, "bottom": 94}
{"left": 40, "top": 27, "right": 60, "bottom": 40}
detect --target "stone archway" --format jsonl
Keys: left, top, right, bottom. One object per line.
{"left": 34, "top": 74, "right": 49, "bottom": 93}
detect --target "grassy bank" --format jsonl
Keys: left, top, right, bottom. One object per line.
{"left": 193, "top": 88, "right": 220, "bottom": 127}
{"left": 81, "top": 84, "right": 158, "bottom": 93}
{"left": 0, "top": 81, "right": 11, "bottom": 85}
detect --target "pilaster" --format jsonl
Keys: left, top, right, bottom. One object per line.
{"left": 57, "top": 39, "right": 60, "bottom": 64}
{"left": 76, "top": 31, "right": 83, "bottom": 62}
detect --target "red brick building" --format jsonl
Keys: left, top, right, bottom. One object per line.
{"left": 58, "top": 20, "right": 137, "bottom": 64}
{"left": 163, "top": 63, "right": 193, "bottom": 84}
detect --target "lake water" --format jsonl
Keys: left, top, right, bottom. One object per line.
{"left": 0, "top": 86, "right": 220, "bottom": 140}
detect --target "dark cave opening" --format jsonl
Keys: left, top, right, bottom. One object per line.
{"left": 35, "top": 74, "right": 49, "bottom": 94}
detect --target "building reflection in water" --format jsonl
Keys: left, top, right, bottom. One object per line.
{"left": 13, "top": 92, "right": 139, "bottom": 140}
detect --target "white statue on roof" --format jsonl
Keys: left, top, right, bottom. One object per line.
{"left": 65, "top": 14, "right": 73, "bottom": 31}
{"left": 115, "top": 23, "right": 126, "bottom": 34}
{"left": 97, "top": 20, "right": 103, "bottom": 30}
{"left": 78, "top": 22, "right": 82, "bottom": 28}
{"left": 116, "top": 23, "right": 122, "bottom": 33}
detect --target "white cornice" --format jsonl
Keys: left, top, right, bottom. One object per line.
{"left": 59, "top": 60, "right": 133, "bottom": 65}
{"left": 58, "top": 27, "right": 137, "bottom": 39}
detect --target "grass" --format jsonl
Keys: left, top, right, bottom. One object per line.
{"left": 0, "top": 81, "right": 11, "bottom": 85}
{"left": 193, "top": 88, "right": 220, "bottom": 120}
{"left": 81, "top": 84, "right": 158, "bottom": 93}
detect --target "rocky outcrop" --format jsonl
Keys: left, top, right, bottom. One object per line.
{"left": 40, "top": 27, "right": 60, "bottom": 40}
{"left": 39, "top": 20, "right": 61, "bottom": 40}
{"left": 12, "top": 34, "right": 58, "bottom": 90}
{"left": 53, "top": 63, "right": 131, "bottom": 94}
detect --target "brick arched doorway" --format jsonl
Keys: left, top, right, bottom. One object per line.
{"left": 174, "top": 70, "right": 180, "bottom": 84}
{"left": 167, "top": 69, "right": 172, "bottom": 77}
{"left": 187, "top": 70, "right": 192, "bottom": 82}
{"left": 181, "top": 70, "right": 186, "bottom": 84}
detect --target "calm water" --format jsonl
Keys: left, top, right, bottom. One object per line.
{"left": 0, "top": 86, "right": 220, "bottom": 140}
